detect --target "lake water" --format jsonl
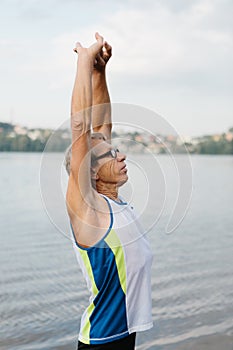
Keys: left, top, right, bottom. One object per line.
{"left": 0, "top": 153, "right": 233, "bottom": 350}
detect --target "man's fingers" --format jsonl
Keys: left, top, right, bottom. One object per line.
{"left": 104, "top": 41, "right": 112, "bottom": 56}
{"left": 89, "top": 32, "right": 104, "bottom": 56}
{"left": 95, "top": 32, "right": 104, "bottom": 45}
{"left": 95, "top": 53, "right": 105, "bottom": 66}
{"left": 73, "top": 41, "right": 83, "bottom": 53}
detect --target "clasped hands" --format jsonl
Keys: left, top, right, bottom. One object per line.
{"left": 73, "top": 32, "right": 112, "bottom": 72}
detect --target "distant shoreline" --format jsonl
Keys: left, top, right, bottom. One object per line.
{"left": 1, "top": 122, "right": 233, "bottom": 155}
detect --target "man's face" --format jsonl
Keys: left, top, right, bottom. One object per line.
{"left": 91, "top": 140, "right": 128, "bottom": 187}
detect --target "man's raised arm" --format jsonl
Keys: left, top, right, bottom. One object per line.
{"left": 92, "top": 41, "right": 112, "bottom": 141}
{"left": 67, "top": 33, "right": 104, "bottom": 215}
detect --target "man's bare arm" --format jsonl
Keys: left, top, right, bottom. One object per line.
{"left": 92, "top": 41, "right": 112, "bottom": 141}
{"left": 67, "top": 34, "right": 104, "bottom": 216}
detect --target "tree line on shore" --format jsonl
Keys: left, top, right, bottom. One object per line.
{"left": 0, "top": 122, "right": 233, "bottom": 154}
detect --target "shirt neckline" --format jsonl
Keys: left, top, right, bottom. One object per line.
{"left": 101, "top": 194, "right": 128, "bottom": 205}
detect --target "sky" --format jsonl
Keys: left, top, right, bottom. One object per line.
{"left": 0, "top": 0, "right": 232, "bottom": 136}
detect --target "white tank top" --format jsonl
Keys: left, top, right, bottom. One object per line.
{"left": 71, "top": 195, "right": 153, "bottom": 345}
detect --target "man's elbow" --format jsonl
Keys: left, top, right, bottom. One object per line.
{"left": 71, "top": 113, "right": 91, "bottom": 133}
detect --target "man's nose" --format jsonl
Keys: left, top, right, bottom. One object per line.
{"left": 117, "top": 151, "right": 126, "bottom": 161}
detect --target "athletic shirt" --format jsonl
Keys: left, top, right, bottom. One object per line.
{"left": 71, "top": 195, "right": 153, "bottom": 345}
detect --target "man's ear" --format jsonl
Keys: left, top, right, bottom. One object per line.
{"left": 91, "top": 167, "right": 99, "bottom": 180}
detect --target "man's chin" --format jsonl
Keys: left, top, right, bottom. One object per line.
{"left": 118, "top": 175, "right": 128, "bottom": 187}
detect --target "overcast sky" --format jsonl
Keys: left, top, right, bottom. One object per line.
{"left": 0, "top": 0, "right": 232, "bottom": 136}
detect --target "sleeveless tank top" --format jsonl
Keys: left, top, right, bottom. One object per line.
{"left": 71, "top": 195, "right": 153, "bottom": 345}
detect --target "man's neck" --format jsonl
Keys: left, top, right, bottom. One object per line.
{"left": 97, "top": 182, "right": 119, "bottom": 202}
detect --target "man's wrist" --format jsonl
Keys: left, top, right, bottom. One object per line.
{"left": 93, "top": 67, "right": 106, "bottom": 76}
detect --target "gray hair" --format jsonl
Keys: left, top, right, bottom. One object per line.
{"left": 64, "top": 132, "right": 106, "bottom": 175}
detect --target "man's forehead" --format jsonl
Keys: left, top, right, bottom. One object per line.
{"left": 91, "top": 139, "right": 112, "bottom": 153}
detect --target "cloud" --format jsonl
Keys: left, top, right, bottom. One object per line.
{"left": 1, "top": 0, "right": 232, "bottom": 132}
{"left": 3, "top": 0, "right": 53, "bottom": 20}
{"left": 46, "top": 0, "right": 233, "bottom": 86}
{"left": 109, "top": 0, "right": 232, "bottom": 76}
{"left": 2, "top": 0, "right": 232, "bottom": 92}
